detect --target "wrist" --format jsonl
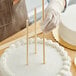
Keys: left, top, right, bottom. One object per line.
{"left": 49, "top": 0, "right": 65, "bottom": 13}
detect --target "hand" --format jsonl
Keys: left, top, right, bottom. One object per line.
{"left": 41, "top": 8, "right": 60, "bottom": 33}
{"left": 41, "top": 0, "right": 65, "bottom": 33}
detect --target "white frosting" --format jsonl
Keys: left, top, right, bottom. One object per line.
{"left": 0, "top": 38, "right": 71, "bottom": 76}
{"left": 59, "top": 5, "right": 76, "bottom": 45}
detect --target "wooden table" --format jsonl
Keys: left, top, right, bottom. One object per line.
{"left": 0, "top": 21, "right": 76, "bottom": 76}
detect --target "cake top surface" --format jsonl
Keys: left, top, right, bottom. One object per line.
{"left": 61, "top": 5, "right": 76, "bottom": 31}
{"left": 0, "top": 38, "right": 72, "bottom": 76}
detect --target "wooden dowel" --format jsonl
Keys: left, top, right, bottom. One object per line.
{"left": 43, "top": 33, "right": 45, "bottom": 64}
{"left": 34, "top": 8, "right": 37, "bottom": 54}
{"left": 74, "top": 57, "right": 76, "bottom": 67}
{"left": 42, "top": 0, "right": 45, "bottom": 64}
{"left": 42, "top": 0, "right": 45, "bottom": 21}
{"left": 26, "top": 20, "right": 29, "bottom": 65}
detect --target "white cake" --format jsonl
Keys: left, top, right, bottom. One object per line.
{"left": 59, "top": 5, "right": 76, "bottom": 45}
{"left": 0, "top": 38, "right": 72, "bottom": 76}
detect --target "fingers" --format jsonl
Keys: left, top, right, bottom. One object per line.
{"left": 43, "top": 16, "right": 56, "bottom": 33}
{"left": 41, "top": 14, "right": 52, "bottom": 31}
{"left": 43, "top": 11, "right": 60, "bottom": 33}
{"left": 44, "top": 22, "right": 56, "bottom": 33}
{"left": 53, "top": 10, "right": 60, "bottom": 25}
{"left": 41, "top": 8, "right": 60, "bottom": 33}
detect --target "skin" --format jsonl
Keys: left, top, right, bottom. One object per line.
{"left": 13, "top": 0, "right": 19, "bottom": 5}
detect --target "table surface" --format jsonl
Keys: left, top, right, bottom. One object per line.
{"left": 0, "top": 21, "right": 76, "bottom": 76}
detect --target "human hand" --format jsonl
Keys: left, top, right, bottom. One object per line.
{"left": 41, "top": 0, "right": 65, "bottom": 33}
{"left": 41, "top": 8, "right": 60, "bottom": 33}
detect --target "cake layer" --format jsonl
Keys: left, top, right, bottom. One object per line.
{"left": 59, "top": 5, "right": 76, "bottom": 45}
{"left": 59, "top": 22, "right": 76, "bottom": 46}
{"left": 0, "top": 38, "right": 71, "bottom": 76}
